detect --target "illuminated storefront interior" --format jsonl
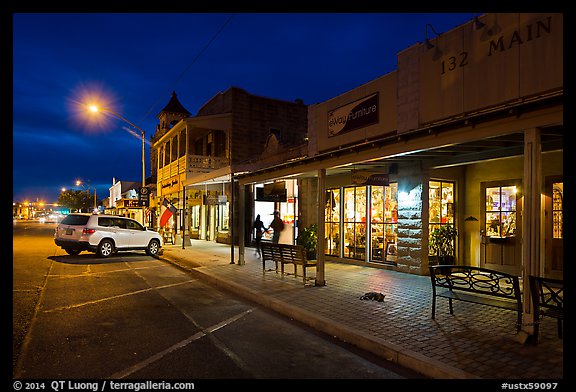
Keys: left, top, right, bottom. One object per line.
{"left": 325, "top": 183, "right": 398, "bottom": 264}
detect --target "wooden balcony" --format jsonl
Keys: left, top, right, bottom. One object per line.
{"left": 158, "top": 155, "right": 229, "bottom": 182}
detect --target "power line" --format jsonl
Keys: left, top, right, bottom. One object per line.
{"left": 138, "top": 13, "right": 236, "bottom": 125}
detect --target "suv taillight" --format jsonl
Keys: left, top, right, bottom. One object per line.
{"left": 83, "top": 228, "right": 96, "bottom": 235}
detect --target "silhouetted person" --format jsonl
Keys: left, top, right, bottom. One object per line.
{"left": 269, "top": 211, "right": 284, "bottom": 244}
{"left": 253, "top": 214, "right": 267, "bottom": 257}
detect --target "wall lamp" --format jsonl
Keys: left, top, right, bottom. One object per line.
{"left": 424, "top": 23, "right": 441, "bottom": 49}
{"left": 465, "top": 216, "right": 479, "bottom": 222}
{"left": 424, "top": 23, "right": 443, "bottom": 60}
{"left": 473, "top": 16, "right": 486, "bottom": 30}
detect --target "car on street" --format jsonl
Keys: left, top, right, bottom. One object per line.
{"left": 54, "top": 213, "right": 162, "bottom": 257}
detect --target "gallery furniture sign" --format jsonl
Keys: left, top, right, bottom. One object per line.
{"left": 351, "top": 170, "right": 389, "bottom": 186}
{"left": 328, "top": 93, "right": 379, "bottom": 137}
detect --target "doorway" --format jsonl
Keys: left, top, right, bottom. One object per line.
{"left": 480, "top": 180, "right": 522, "bottom": 276}
{"left": 545, "top": 176, "right": 563, "bottom": 279}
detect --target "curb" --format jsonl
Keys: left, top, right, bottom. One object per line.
{"left": 160, "top": 251, "right": 479, "bottom": 379}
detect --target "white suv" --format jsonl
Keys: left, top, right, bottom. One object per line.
{"left": 54, "top": 213, "right": 163, "bottom": 258}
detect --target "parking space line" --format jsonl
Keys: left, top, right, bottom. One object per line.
{"left": 108, "top": 308, "right": 254, "bottom": 379}
{"left": 48, "top": 264, "right": 169, "bottom": 280}
{"left": 42, "top": 280, "right": 196, "bottom": 313}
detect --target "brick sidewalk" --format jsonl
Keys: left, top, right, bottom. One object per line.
{"left": 159, "top": 241, "right": 563, "bottom": 379}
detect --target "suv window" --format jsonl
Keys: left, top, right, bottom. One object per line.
{"left": 125, "top": 219, "right": 144, "bottom": 231}
{"left": 112, "top": 218, "right": 127, "bottom": 229}
{"left": 60, "top": 215, "right": 90, "bottom": 225}
{"left": 98, "top": 217, "right": 114, "bottom": 227}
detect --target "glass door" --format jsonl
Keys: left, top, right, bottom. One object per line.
{"left": 343, "top": 186, "right": 367, "bottom": 260}
{"left": 545, "top": 176, "right": 563, "bottom": 279}
{"left": 324, "top": 189, "right": 341, "bottom": 256}
{"left": 480, "top": 180, "right": 522, "bottom": 276}
{"left": 370, "top": 183, "right": 398, "bottom": 264}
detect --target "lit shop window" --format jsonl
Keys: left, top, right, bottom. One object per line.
{"left": 553, "top": 182, "right": 563, "bottom": 239}
{"left": 218, "top": 202, "right": 229, "bottom": 231}
{"left": 485, "top": 185, "right": 517, "bottom": 238}
{"left": 370, "top": 184, "right": 398, "bottom": 263}
{"left": 190, "top": 205, "right": 200, "bottom": 230}
{"left": 325, "top": 189, "right": 341, "bottom": 256}
{"left": 429, "top": 181, "right": 455, "bottom": 255}
{"left": 343, "top": 186, "right": 367, "bottom": 260}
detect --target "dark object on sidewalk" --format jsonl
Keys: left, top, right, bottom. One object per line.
{"left": 360, "top": 292, "right": 385, "bottom": 302}
{"left": 429, "top": 265, "right": 522, "bottom": 332}
{"left": 528, "top": 275, "right": 563, "bottom": 344}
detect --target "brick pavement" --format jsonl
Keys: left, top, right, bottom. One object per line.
{"left": 159, "top": 241, "right": 563, "bottom": 380}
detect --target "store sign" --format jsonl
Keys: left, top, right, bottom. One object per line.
{"left": 256, "top": 182, "right": 287, "bottom": 202}
{"left": 203, "top": 194, "right": 221, "bottom": 205}
{"left": 118, "top": 199, "right": 140, "bottom": 208}
{"left": 138, "top": 187, "right": 149, "bottom": 207}
{"left": 328, "top": 93, "right": 379, "bottom": 137}
{"left": 159, "top": 176, "right": 181, "bottom": 196}
{"left": 351, "top": 170, "right": 389, "bottom": 186}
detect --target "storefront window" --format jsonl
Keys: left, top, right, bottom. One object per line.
{"left": 552, "top": 182, "right": 563, "bottom": 239}
{"left": 370, "top": 184, "right": 398, "bottom": 263}
{"left": 485, "top": 185, "right": 516, "bottom": 238}
{"left": 190, "top": 205, "right": 200, "bottom": 230}
{"left": 218, "top": 202, "right": 229, "bottom": 231}
{"left": 324, "top": 189, "right": 340, "bottom": 256}
{"left": 343, "top": 186, "right": 366, "bottom": 260}
{"left": 429, "top": 181, "right": 455, "bottom": 255}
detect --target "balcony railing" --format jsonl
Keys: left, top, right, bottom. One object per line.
{"left": 187, "top": 155, "right": 229, "bottom": 171}
{"left": 157, "top": 155, "right": 230, "bottom": 182}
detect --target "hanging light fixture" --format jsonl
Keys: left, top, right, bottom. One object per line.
{"left": 424, "top": 23, "right": 441, "bottom": 49}
{"left": 473, "top": 15, "right": 486, "bottom": 30}
{"left": 424, "top": 23, "right": 443, "bottom": 60}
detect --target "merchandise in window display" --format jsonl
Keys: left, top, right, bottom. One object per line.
{"left": 485, "top": 185, "right": 517, "bottom": 238}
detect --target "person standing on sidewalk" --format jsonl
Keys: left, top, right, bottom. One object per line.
{"left": 253, "top": 214, "right": 267, "bottom": 257}
{"left": 269, "top": 211, "right": 284, "bottom": 244}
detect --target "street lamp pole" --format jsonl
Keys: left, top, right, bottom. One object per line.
{"left": 76, "top": 180, "right": 97, "bottom": 212}
{"left": 89, "top": 106, "right": 146, "bottom": 225}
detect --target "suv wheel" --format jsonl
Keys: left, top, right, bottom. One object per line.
{"left": 97, "top": 239, "right": 114, "bottom": 258}
{"left": 146, "top": 239, "right": 160, "bottom": 256}
{"left": 64, "top": 248, "right": 81, "bottom": 256}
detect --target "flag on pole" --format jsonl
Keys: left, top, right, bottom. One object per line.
{"left": 159, "top": 199, "right": 177, "bottom": 228}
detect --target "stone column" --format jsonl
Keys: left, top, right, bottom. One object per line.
{"left": 396, "top": 164, "right": 424, "bottom": 275}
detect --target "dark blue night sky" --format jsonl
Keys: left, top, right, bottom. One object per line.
{"left": 12, "top": 12, "right": 476, "bottom": 203}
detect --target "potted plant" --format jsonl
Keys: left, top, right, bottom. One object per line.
{"left": 297, "top": 224, "right": 318, "bottom": 260}
{"left": 429, "top": 225, "right": 457, "bottom": 266}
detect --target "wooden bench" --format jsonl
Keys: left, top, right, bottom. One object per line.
{"left": 260, "top": 242, "right": 317, "bottom": 284}
{"left": 528, "top": 275, "right": 563, "bottom": 344}
{"left": 429, "top": 265, "right": 522, "bottom": 332}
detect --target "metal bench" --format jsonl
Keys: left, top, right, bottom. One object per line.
{"left": 260, "top": 242, "right": 317, "bottom": 284}
{"left": 429, "top": 265, "right": 522, "bottom": 332}
{"left": 528, "top": 275, "right": 563, "bottom": 344}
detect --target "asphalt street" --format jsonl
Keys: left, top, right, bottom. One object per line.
{"left": 12, "top": 221, "right": 422, "bottom": 380}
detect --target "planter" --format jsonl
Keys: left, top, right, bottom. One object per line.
{"left": 438, "top": 255, "right": 455, "bottom": 265}
{"left": 429, "top": 225, "right": 457, "bottom": 273}
{"left": 297, "top": 224, "right": 318, "bottom": 261}
{"left": 306, "top": 250, "right": 317, "bottom": 260}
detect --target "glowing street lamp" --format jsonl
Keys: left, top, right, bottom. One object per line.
{"left": 88, "top": 104, "right": 146, "bottom": 224}
{"left": 75, "top": 180, "right": 97, "bottom": 212}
